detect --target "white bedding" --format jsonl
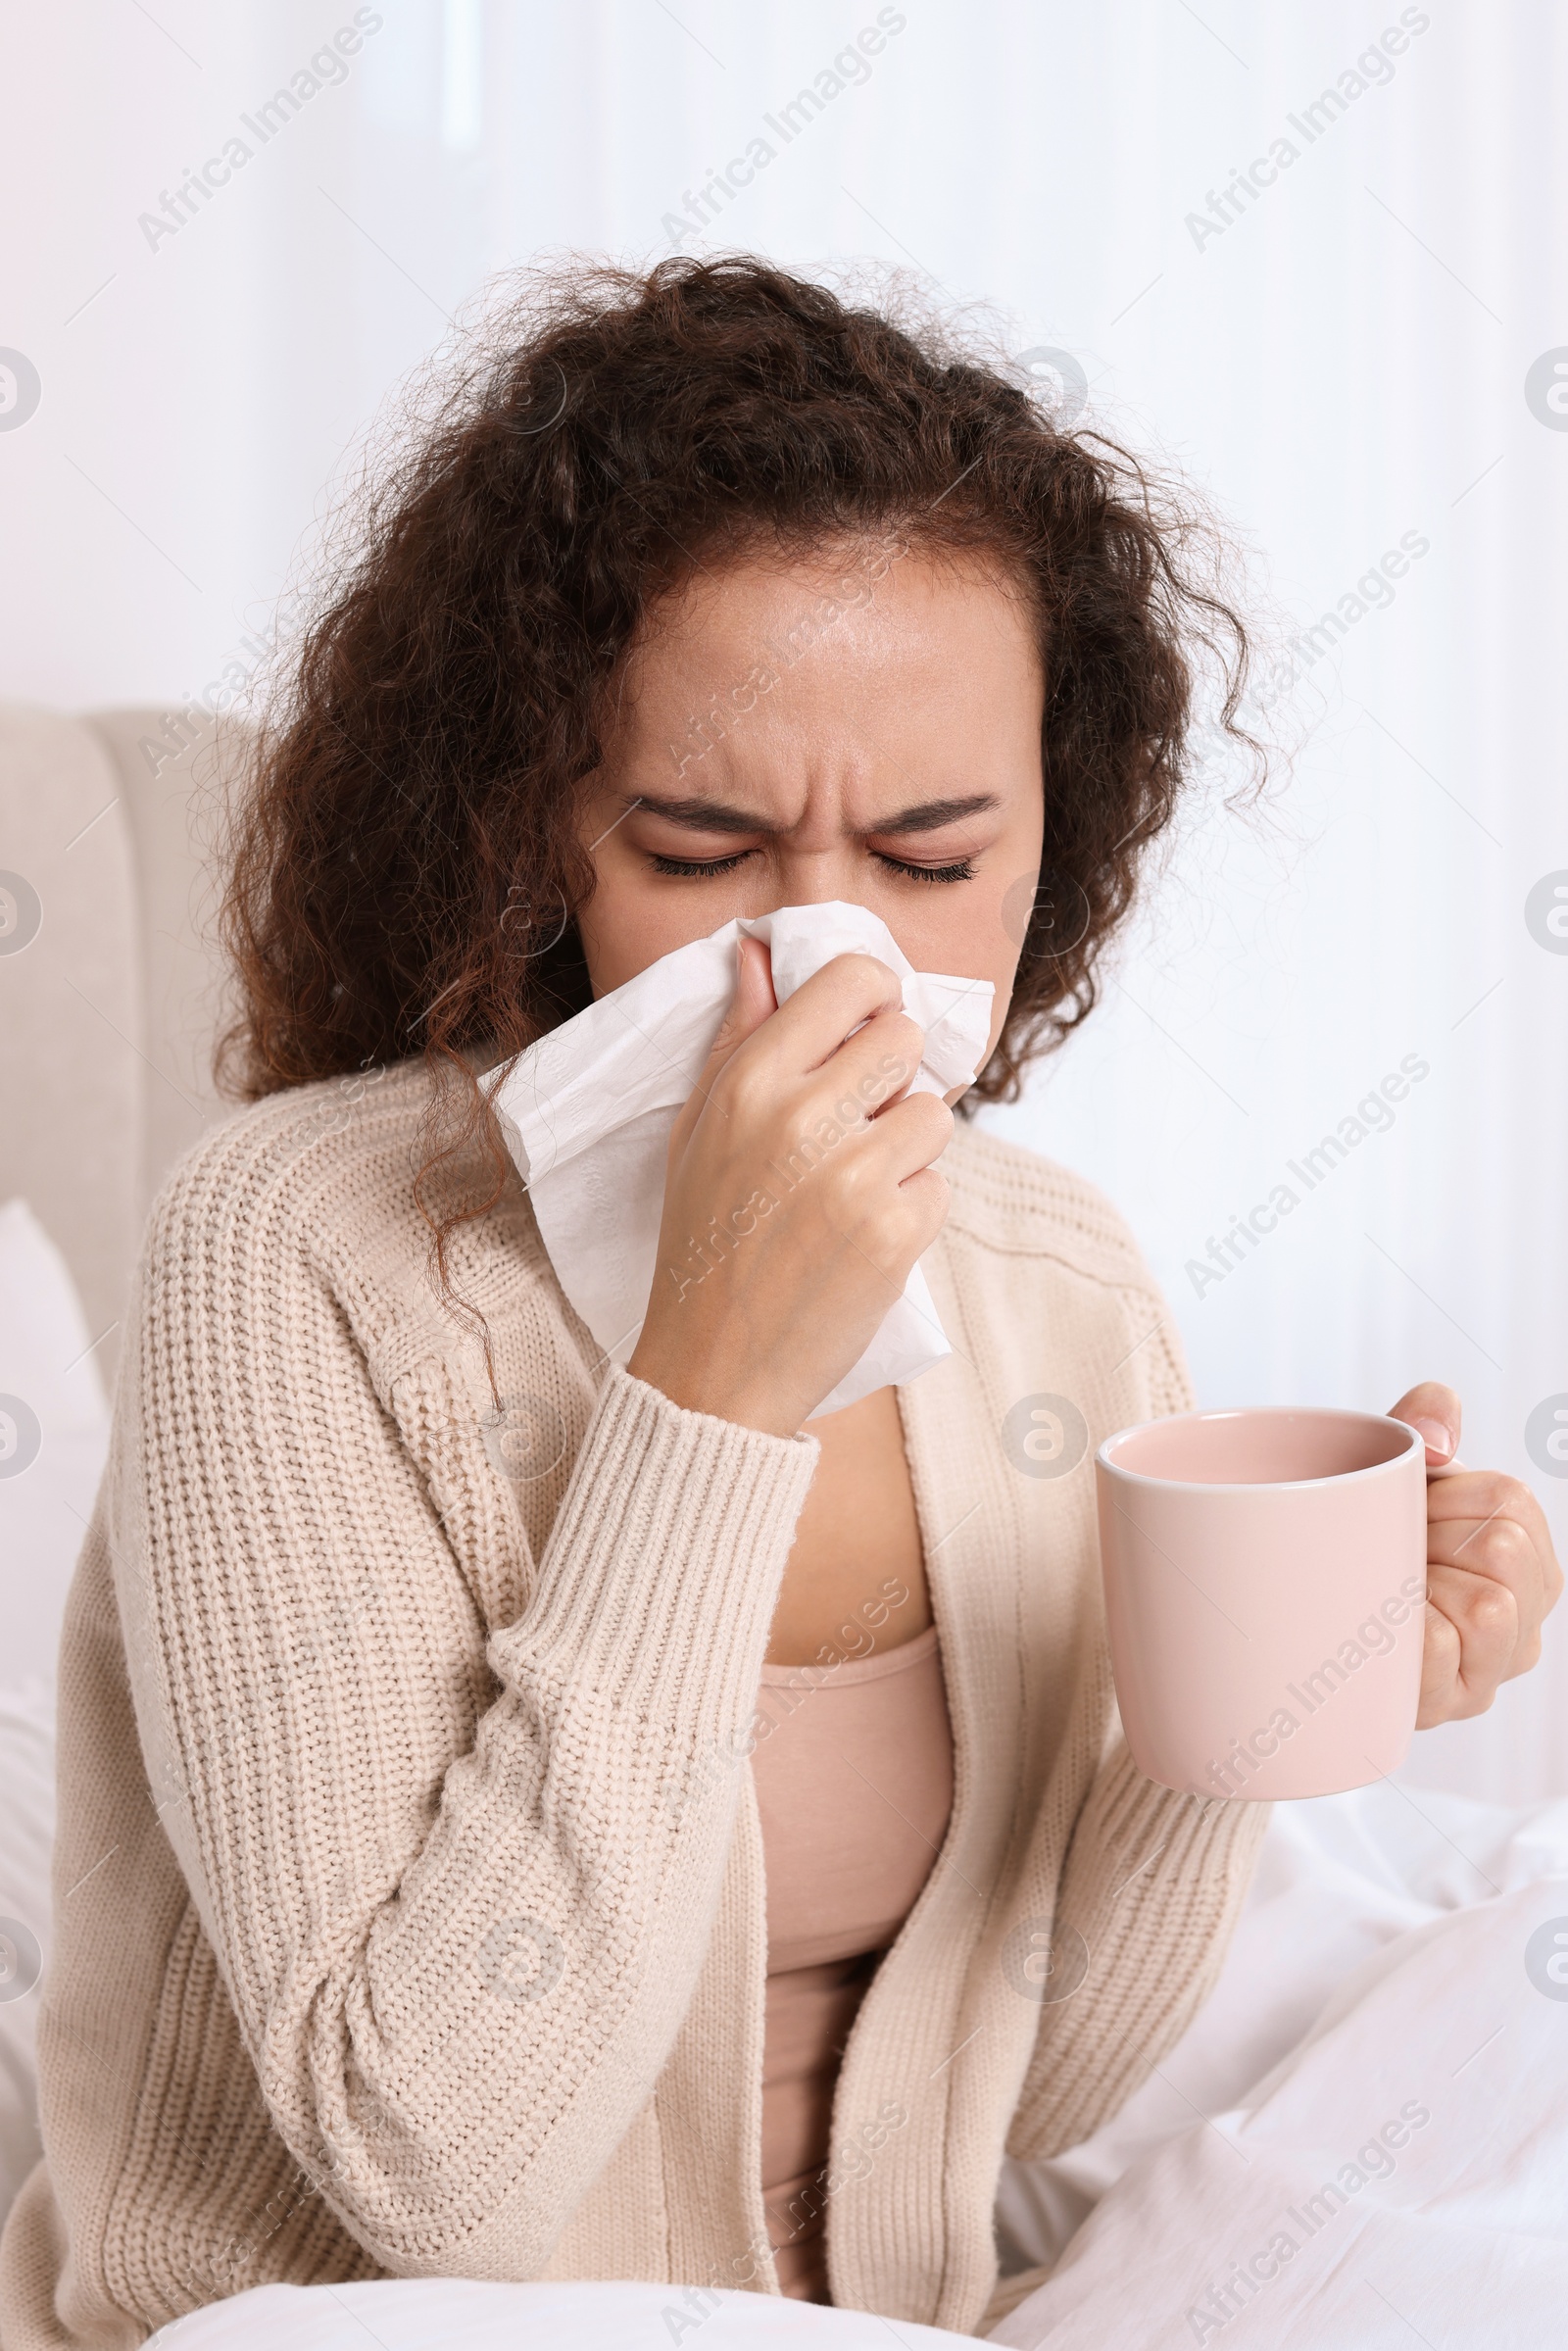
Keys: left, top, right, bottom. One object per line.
{"left": 995, "top": 1778, "right": 1568, "bottom": 2281}
{"left": 147, "top": 2278, "right": 974, "bottom": 2347}
{"left": 992, "top": 1788, "right": 1568, "bottom": 2347}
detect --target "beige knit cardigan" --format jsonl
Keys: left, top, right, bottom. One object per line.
{"left": 0, "top": 1063, "right": 1268, "bottom": 2346}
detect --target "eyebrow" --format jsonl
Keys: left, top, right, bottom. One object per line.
{"left": 624, "top": 791, "right": 1003, "bottom": 837}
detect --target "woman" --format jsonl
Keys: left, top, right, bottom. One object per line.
{"left": 2, "top": 259, "right": 1556, "bottom": 2346}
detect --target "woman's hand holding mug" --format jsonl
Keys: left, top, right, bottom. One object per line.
{"left": 627, "top": 940, "right": 954, "bottom": 1438}
{"left": 1392, "top": 1380, "right": 1563, "bottom": 1729}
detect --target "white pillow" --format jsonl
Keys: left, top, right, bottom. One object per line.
{"left": 0, "top": 1196, "right": 112, "bottom": 1697}
{"left": 0, "top": 1683, "right": 54, "bottom": 2228}
{"left": 0, "top": 1197, "right": 110, "bottom": 2226}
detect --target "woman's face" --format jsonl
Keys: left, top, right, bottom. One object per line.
{"left": 573, "top": 540, "right": 1047, "bottom": 1075}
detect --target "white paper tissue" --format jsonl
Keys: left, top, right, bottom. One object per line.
{"left": 487, "top": 902, "right": 995, "bottom": 1416}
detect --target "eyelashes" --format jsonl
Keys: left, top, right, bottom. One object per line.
{"left": 879, "top": 854, "right": 976, "bottom": 885}
{"left": 649, "top": 851, "right": 751, "bottom": 878}
{"left": 649, "top": 850, "right": 976, "bottom": 885}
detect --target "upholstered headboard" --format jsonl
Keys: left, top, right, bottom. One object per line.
{"left": 0, "top": 704, "right": 242, "bottom": 1389}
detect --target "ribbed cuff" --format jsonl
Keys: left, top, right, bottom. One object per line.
{"left": 495, "top": 1364, "right": 820, "bottom": 1737}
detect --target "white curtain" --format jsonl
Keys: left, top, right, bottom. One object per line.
{"left": 4, "top": 0, "right": 1564, "bottom": 1797}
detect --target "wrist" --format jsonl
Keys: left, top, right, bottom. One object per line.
{"left": 625, "top": 1338, "right": 802, "bottom": 1441}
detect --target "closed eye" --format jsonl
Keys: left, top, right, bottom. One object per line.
{"left": 649, "top": 851, "right": 752, "bottom": 878}
{"left": 875, "top": 854, "right": 976, "bottom": 884}
{"left": 648, "top": 850, "right": 976, "bottom": 883}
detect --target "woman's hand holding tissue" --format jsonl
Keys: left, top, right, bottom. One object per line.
{"left": 625, "top": 939, "right": 954, "bottom": 1436}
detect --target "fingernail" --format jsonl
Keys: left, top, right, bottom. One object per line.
{"left": 1411, "top": 1415, "right": 1455, "bottom": 1459}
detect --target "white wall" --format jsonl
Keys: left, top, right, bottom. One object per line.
{"left": 2, "top": 0, "right": 1565, "bottom": 1797}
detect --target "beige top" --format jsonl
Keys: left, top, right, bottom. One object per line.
{"left": 753, "top": 1627, "right": 955, "bottom": 2301}
{"left": 0, "top": 1063, "right": 1268, "bottom": 2346}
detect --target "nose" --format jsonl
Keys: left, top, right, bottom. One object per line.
{"left": 769, "top": 855, "right": 855, "bottom": 908}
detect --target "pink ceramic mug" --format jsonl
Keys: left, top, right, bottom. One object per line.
{"left": 1096, "top": 1407, "right": 1428, "bottom": 1800}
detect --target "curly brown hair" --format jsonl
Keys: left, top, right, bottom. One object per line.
{"left": 220, "top": 255, "right": 1257, "bottom": 1301}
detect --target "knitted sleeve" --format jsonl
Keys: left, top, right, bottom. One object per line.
{"left": 1005, "top": 1269, "right": 1270, "bottom": 2164}
{"left": 1004, "top": 1745, "right": 1270, "bottom": 2162}
{"left": 110, "top": 1132, "right": 817, "bottom": 2280}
